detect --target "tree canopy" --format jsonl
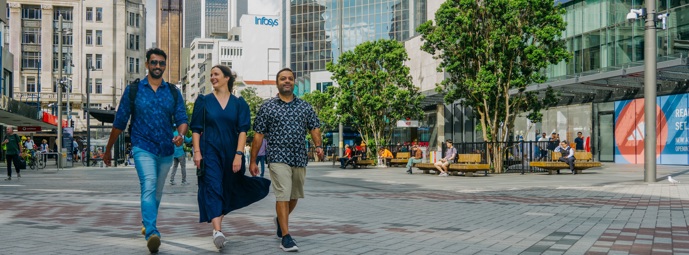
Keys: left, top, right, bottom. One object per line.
{"left": 239, "top": 87, "right": 264, "bottom": 139}
{"left": 302, "top": 88, "right": 339, "bottom": 143}
{"left": 327, "top": 39, "right": 424, "bottom": 153}
{"left": 417, "top": 0, "right": 570, "bottom": 172}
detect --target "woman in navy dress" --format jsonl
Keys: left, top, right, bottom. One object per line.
{"left": 191, "top": 65, "right": 270, "bottom": 250}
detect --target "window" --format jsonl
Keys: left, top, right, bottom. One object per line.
{"left": 86, "top": 7, "right": 93, "bottom": 21}
{"left": 54, "top": 33, "right": 72, "bottom": 45}
{"left": 128, "top": 12, "right": 135, "bottom": 27}
{"left": 198, "top": 53, "right": 205, "bottom": 59}
{"left": 26, "top": 77, "right": 37, "bottom": 92}
{"left": 53, "top": 8, "right": 73, "bottom": 21}
{"left": 129, "top": 57, "right": 134, "bottom": 73}
{"left": 136, "top": 14, "right": 140, "bottom": 27}
{"left": 86, "top": 54, "right": 92, "bottom": 68}
{"left": 21, "top": 6, "right": 41, "bottom": 20}
{"left": 86, "top": 30, "right": 92, "bottom": 45}
{"left": 22, "top": 27, "right": 40, "bottom": 44}
{"left": 95, "top": 78, "right": 102, "bottom": 94}
{"left": 135, "top": 58, "right": 140, "bottom": 73}
{"left": 129, "top": 34, "right": 134, "bottom": 49}
{"left": 85, "top": 78, "right": 92, "bottom": 94}
{"left": 22, "top": 51, "right": 41, "bottom": 68}
{"left": 135, "top": 35, "right": 140, "bottom": 50}
{"left": 95, "top": 54, "right": 102, "bottom": 70}
{"left": 96, "top": 7, "right": 102, "bottom": 22}
{"left": 221, "top": 61, "right": 232, "bottom": 69}
{"left": 96, "top": 30, "right": 102, "bottom": 46}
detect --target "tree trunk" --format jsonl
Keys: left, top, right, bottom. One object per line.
{"left": 492, "top": 144, "right": 503, "bottom": 174}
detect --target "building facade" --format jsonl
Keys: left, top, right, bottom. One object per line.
{"left": 183, "top": 0, "right": 249, "bottom": 48}
{"left": 7, "top": 0, "right": 146, "bottom": 131}
{"left": 186, "top": 14, "right": 281, "bottom": 102}
{"left": 403, "top": 0, "right": 689, "bottom": 166}
{"left": 157, "top": 0, "right": 182, "bottom": 84}
{"left": 283, "top": 0, "right": 427, "bottom": 96}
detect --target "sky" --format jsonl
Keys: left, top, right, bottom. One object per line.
{"left": 145, "top": 0, "right": 281, "bottom": 48}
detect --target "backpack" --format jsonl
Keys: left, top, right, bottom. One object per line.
{"left": 127, "top": 78, "right": 180, "bottom": 134}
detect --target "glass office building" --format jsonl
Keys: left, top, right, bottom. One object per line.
{"left": 285, "top": 0, "right": 426, "bottom": 96}
{"left": 511, "top": 0, "right": 689, "bottom": 164}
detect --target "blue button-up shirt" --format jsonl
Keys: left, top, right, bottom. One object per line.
{"left": 113, "top": 77, "right": 188, "bottom": 156}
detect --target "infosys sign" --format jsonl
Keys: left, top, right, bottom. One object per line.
{"left": 254, "top": 16, "right": 278, "bottom": 27}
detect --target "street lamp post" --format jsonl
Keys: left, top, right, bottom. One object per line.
{"left": 643, "top": 0, "right": 657, "bottom": 182}
{"left": 57, "top": 15, "right": 63, "bottom": 168}
{"left": 86, "top": 64, "right": 94, "bottom": 167}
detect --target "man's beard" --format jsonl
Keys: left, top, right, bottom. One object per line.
{"left": 149, "top": 69, "right": 163, "bottom": 79}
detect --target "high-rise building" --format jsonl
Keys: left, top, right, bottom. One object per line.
{"left": 183, "top": 0, "right": 249, "bottom": 48}
{"left": 284, "top": 0, "right": 426, "bottom": 96}
{"left": 7, "top": 0, "right": 146, "bottom": 131}
{"left": 157, "top": 0, "right": 182, "bottom": 84}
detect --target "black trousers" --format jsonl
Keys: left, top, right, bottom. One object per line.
{"left": 6, "top": 154, "right": 21, "bottom": 177}
{"left": 558, "top": 156, "right": 575, "bottom": 171}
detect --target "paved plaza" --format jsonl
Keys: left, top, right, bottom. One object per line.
{"left": 2, "top": 161, "right": 689, "bottom": 254}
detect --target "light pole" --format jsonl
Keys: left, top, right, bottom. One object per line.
{"left": 643, "top": 0, "right": 657, "bottom": 183}
{"left": 86, "top": 64, "right": 94, "bottom": 167}
{"left": 57, "top": 14, "right": 63, "bottom": 168}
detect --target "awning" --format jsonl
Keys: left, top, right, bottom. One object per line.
{"left": 87, "top": 108, "right": 116, "bottom": 123}
{"left": 512, "top": 55, "right": 689, "bottom": 105}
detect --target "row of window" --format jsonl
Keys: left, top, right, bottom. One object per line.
{"left": 128, "top": 57, "right": 141, "bottom": 73}
{"left": 220, "top": 47, "right": 243, "bottom": 57}
{"left": 128, "top": 12, "right": 140, "bottom": 28}
{"left": 19, "top": 5, "right": 101, "bottom": 22}
{"left": 86, "top": 30, "right": 103, "bottom": 46}
{"left": 85, "top": 7, "right": 103, "bottom": 22}
{"left": 23, "top": 77, "right": 103, "bottom": 94}
{"left": 85, "top": 54, "right": 103, "bottom": 70}
{"left": 128, "top": 34, "right": 140, "bottom": 50}
{"left": 21, "top": 28, "right": 75, "bottom": 46}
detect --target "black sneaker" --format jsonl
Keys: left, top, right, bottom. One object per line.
{"left": 280, "top": 234, "right": 299, "bottom": 252}
{"left": 274, "top": 217, "right": 283, "bottom": 238}
{"left": 406, "top": 169, "right": 412, "bottom": 174}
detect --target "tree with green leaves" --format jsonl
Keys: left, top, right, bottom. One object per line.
{"left": 240, "top": 87, "right": 265, "bottom": 140}
{"left": 417, "top": 0, "right": 570, "bottom": 173}
{"left": 302, "top": 88, "right": 339, "bottom": 143}
{"left": 327, "top": 39, "right": 424, "bottom": 157}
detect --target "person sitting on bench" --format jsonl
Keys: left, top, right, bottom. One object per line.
{"left": 378, "top": 147, "right": 393, "bottom": 167}
{"left": 339, "top": 145, "right": 352, "bottom": 169}
{"left": 554, "top": 140, "right": 576, "bottom": 174}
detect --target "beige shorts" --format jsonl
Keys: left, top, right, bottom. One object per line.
{"left": 268, "top": 163, "right": 306, "bottom": 201}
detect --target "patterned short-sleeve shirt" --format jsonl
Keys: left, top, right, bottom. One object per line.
{"left": 253, "top": 96, "right": 320, "bottom": 167}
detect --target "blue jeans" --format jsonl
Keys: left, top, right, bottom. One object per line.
{"left": 256, "top": 155, "right": 266, "bottom": 177}
{"left": 406, "top": 158, "right": 422, "bottom": 168}
{"left": 132, "top": 146, "right": 173, "bottom": 240}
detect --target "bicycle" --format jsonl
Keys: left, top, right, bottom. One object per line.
{"left": 34, "top": 151, "right": 46, "bottom": 169}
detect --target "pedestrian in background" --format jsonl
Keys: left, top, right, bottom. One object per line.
{"left": 169, "top": 127, "right": 191, "bottom": 185}
{"left": 2, "top": 127, "right": 23, "bottom": 180}
{"left": 250, "top": 67, "right": 323, "bottom": 252}
{"left": 103, "top": 48, "right": 188, "bottom": 253}
{"left": 191, "top": 65, "right": 270, "bottom": 250}
{"left": 256, "top": 138, "right": 268, "bottom": 177}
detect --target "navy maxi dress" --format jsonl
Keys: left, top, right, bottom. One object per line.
{"left": 191, "top": 94, "right": 271, "bottom": 223}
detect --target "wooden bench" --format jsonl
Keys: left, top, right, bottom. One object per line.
{"left": 529, "top": 151, "right": 602, "bottom": 175}
{"left": 449, "top": 154, "right": 490, "bottom": 177}
{"left": 389, "top": 152, "right": 410, "bottom": 167}
{"left": 355, "top": 159, "right": 376, "bottom": 168}
{"left": 414, "top": 154, "right": 489, "bottom": 177}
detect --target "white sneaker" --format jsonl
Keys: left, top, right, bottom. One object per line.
{"left": 213, "top": 230, "right": 225, "bottom": 249}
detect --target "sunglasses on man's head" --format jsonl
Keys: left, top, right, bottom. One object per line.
{"left": 149, "top": 60, "right": 166, "bottom": 66}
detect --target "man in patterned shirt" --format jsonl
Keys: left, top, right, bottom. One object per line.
{"left": 103, "top": 48, "right": 188, "bottom": 253}
{"left": 250, "top": 67, "right": 323, "bottom": 252}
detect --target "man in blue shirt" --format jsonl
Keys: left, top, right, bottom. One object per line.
{"left": 103, "top": 48, "right": 188, "bottom": 253}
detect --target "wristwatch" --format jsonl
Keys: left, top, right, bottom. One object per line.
{"left": 236, "top": 151, "right": 244, "bottom": 156}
